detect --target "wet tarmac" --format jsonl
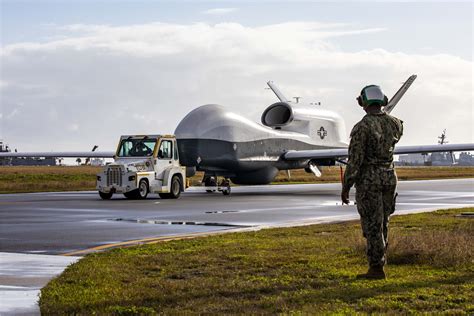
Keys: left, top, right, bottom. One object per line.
{"left": 0, "top": 179, "right": 473, "bottom": 315}
{"left": 0, "top": 253, "right": 79, "bottom": 315}
{"left": 1, "top": 179, "right": 473, "bottom": 255}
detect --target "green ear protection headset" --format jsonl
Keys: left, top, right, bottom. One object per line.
{"left": 357, "top": 85, "right": 388, "bottom": 107}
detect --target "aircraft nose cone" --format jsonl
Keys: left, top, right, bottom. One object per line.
{"left": 175, "top": 104, "right": 226, "bottom": 139}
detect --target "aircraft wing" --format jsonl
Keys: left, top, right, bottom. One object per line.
{"left": 0, "top": 151, "right": 115, "bottom": 158}
{"left": 392, "top": 143, "right": 474, "bottom": 155}
{"left": 284, "top": 143, "right": 474, "bottom": 161}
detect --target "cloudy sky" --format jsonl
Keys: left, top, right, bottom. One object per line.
{"left": 1, "top": 1, "right": 472, "bottom": 152}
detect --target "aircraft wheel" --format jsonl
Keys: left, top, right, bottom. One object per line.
{"left": 221, "top": 178, "right": 231, "bottom": 195}
{"left": 204, "top": 176, "right": 217, "bottom": 193}
{"left": 99, "top": 191, "right": 113, "bottom": 200}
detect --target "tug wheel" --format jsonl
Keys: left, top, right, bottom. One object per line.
{"left": 99, "top": 191, "right": 113, "bottom": 200}
{"left": 137, "top": 179, "right": 149, "bottom": 199}
{"left": 159, "top": 175, "right": 181, "bottom": 199}
{"left": 169, "top": 175, "right": 182, "bottom": 199}
{"left": 123, "top": 191, "right": 136, "bottom": 199}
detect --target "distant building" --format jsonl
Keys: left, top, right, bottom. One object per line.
{"left": 90, "top": 158, "right": 105, "bottom": 166}
{"left": 0, "top": 141, "right": 12, "bottom": 166}
{"left": 0, "top": 140, "right": 56, "bottom": 166}
{"left": 396, "top": 130, "right": 474, "bottom": 167}
{"left": 10, "top": 157, "right": 56, "bottom": 166}
{"left": 458, "top": 152, "right": 474, "bottom": 166}
{"left": 397, "top": 153, "right": 426, "bottom": 166}
{"left": 431, "top": 152, "right": 453, "bottom": 166}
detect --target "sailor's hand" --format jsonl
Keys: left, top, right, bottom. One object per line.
{"left": 341, "top": 189, "right": 350, "bottom": 205}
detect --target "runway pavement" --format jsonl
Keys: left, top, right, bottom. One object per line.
{"left": 0, "top": 179, "right": 473, "bottom": 314}
{"left": 1, "top": 178, "right": 473, "bottom": 255}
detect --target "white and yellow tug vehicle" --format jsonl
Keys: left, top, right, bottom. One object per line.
{"left": 96, "top": 135, "right": 185, "bottom": 200}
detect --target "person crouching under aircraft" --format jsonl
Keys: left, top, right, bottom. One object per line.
{"left": 341, "top": 85, "right": 403, "bottom": 279}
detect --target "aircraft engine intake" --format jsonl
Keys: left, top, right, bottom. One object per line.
{"left": 261, "top": 102, "right": 293, "bottom": 127}
{"left": 261, "top": 101, "right": 347, "bottom": 144}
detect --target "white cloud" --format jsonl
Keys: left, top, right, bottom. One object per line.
{"left": 201, "top": 8, "right": 238, "bottom": 15}
{"left": 1, "top": 22, "right": 472, "bottom": 151}
{"left": 68, "top": 123, "right": 79, "bottom": 132}
{"left": 5, "top": 109, "right": 20, "bottom": 120}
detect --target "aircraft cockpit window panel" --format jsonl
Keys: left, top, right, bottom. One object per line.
{"left": 118, "top": 138, "right": 157, "bottom": 157}
{"left": 158, "top": 140, "right": 173, "bottom": 160}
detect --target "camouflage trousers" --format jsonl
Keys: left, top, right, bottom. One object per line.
{"left": 355, "top": 184, "right": 397, "bottom": 267}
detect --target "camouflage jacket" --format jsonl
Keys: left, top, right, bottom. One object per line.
{"left": 343, "top": 112, "right": 403, "bottom": 191}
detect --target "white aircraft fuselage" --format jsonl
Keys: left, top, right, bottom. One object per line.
{"left": 175, "top": 102, "right": 348, "bottom": 184}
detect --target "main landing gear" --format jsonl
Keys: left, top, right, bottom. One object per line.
{"left": 203, "top": 175, "right": 231, "bottom": 195}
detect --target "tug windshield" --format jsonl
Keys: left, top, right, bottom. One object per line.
{"left": 117, "top": 138, "right": 157, "bottom": 157}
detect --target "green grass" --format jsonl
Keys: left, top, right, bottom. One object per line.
{"left": 1, "top": 166, "right": 473, "bottom": 194}
{"left": 271, "top": 166, "right": 474, "bottom": 184}
{"left": 0, "top": 166, "right": 100, "bottom": 193}
{"left": 40, "top": 208, "right": 474, "bottom": 314}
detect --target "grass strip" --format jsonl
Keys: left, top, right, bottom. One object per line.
{"left": 40, "top": 208, "right": 474, "bottom": 314}
{"left": 0, "top": 166, "right": 100, "bottom": 193}
{"left": 1, "top": 166, "right": 473, "bottom": 194}
{"left": 272, "top": 166, "right": 474, "bottom": 184}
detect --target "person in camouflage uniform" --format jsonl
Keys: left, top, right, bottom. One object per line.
{"left": 341, "top": 85, "right": 403, "bottom": 279}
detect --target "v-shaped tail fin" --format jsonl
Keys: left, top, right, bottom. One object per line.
{"left": 384, "top": 74, "right": 417, "bottom": 114}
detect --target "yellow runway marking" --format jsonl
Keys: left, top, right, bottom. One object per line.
{"left": 62, "top": 227, "right": 257, "bottom": 257}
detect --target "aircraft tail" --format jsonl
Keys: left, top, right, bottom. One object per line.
{"left": 384, "top": 74, "right": 417, "bottom": 114}
{"left": 267, "top": 81, "right": 289, "bottom": 102}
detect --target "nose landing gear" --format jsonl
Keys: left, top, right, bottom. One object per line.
{"left": 220, "top": 178, "right": 231, "bottom": 196}
{"left": 202, "top": 175, "right": 231, "bottom": 195}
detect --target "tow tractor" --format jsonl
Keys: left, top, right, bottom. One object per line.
{"left": 96, "top": 135, "right": 186, "bottom": 200}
